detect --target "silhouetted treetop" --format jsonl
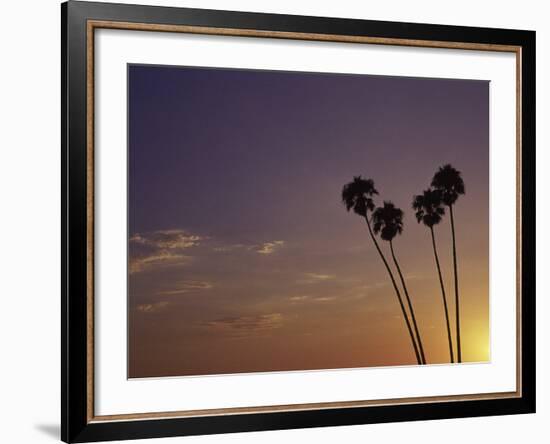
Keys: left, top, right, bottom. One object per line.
{"left": 372, "top": 201, "right": 404, "bottom": 242}
{"left": 431, "top": 164, "right": 465, "bottom": 206}
{"left": 342, "top": 176, "right": 378, "bottom": 217}
{"left": 412, "top": 188, "right": 445, "bottom": 227}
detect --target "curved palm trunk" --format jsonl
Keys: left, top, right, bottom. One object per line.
{"left": 389, "top": 240, "right": 427, "bottom": 364}
{"left": 430, "top": 227, "right": 454, "bottom": 363}
{"left": 363, "top": 216, "right": 422, "bottom": 365}
{"left": 449, "top": 205, "right": 462, "bottom": 363}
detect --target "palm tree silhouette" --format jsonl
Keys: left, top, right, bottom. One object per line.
{"left": 431, "top": 164, "right": 465, "bottom": 362}
{"left": 413, "top": 189, "right": 454, "bottom": 363}
{"left": 342, "top": 176, "right": 422, "bottom": 365}
{"left": 372, "top": 201, "right": 427, "bottom": 365}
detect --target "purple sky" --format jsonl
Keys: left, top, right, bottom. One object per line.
{"left": 128, "top": 64, "right": 489, "bottom": 378}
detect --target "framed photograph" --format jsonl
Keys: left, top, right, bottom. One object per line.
{"left": 62, "top": 1, "right": 535, "bottom": 442}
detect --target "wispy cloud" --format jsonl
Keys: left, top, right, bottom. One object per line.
{"left": 158, "top": 280, "right": 213, "bottom": 295}
{"left": 129, "top": 229, "right": 202, "bottom": 273}
{"left": 255, "top": 240, "right": 285, "bottom": 255}
{"left": 289, "top": 294, "right": 336, "bottom": 303}
{"left": 204, "top": 313, "right": 284, "bottom": 333}
{"left": 212, "top": 239, "right": 286, "bottom": 255}
{"left": 315, "top": 296, "right": 336, "bottom": 302}
{"left": 130, "top": 251, "right": 192, "bottom": 274}
{"left": 135, "top": 301, "right": 170, "bottom": 313}
{"left": 129, "top": 230, "right": 287, "bottom": 273}
{"left": 355, "top": 282, "right": 386, "bottom": 291}
{"left": 289, "top": 295, "right": 310, "bottom": 302}
{"left": 130, "top": 230, "right": 202, "bottom": 250}
{"left": 297, "top": 273, "right": 336, "bottom": 284}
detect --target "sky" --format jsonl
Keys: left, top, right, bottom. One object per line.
{"left": 128, "top": 64, "right": 489, "bottom": 378}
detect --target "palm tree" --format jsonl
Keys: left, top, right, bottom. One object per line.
{"left": 372, "top": 201, "right": 427, "bottom": 365}
{"left": 431, "top": 164, "right": 465, "bottom": 362}
{"left": 342, "top": 176, "right": 422, "bottom": 365}
{"left": 413, "top": 189, "right": 454, "bottom": 363}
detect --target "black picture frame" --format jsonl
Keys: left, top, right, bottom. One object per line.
{"left": 62, "top": 1, "right": 536, "bottom": 442}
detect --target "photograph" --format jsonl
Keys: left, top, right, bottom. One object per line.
{"left": 128, "top": 64, "right": 490, "bottom": 378}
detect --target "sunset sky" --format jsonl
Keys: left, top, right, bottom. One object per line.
{"left": 128, "top": 64, "right": 489, "bottom": 378}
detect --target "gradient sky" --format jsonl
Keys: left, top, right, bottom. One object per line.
{"left": 128, "top": 64, "right": 489, "bottom": 378}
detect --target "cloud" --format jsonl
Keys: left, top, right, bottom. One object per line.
{"left": 158, "top": 280, "right": 213, "bottom": 295}
{"left": 129, "top": 229, "right": 202, "bottom": 273}
{"left": 130, "top": 251, "right": 192, "bottom": 274}
{"left": 204, "top": 313, "right": 284, "bottom": 333}
{"left": 355, "top": 282, "right": 387, "bottom": 291}
{"left": 212, "top": 240, "right": 286, "bottom": 255}
{"left": 306, "top": 273, "right": 334, "bottom": 281}
{"left": 289, "top": 295, "right": 310, "bottom": 302}
{"left": 255, "top": 240, "right": 285, "bottom": 255}
{"left": 135, "top": 301, "right": 170, "bottom": 313}
{"left": 128, "top": 229, "right": 287, "bottom": 274}
{"left": 289, "top": 294, "right": 336, "bottom": 303}
{"left": 297, "top": 273, "right": 336, "bottom": 284}
{"left": 130, "top": 230, "right": 202, "bottom": 250}
{"left": 315, "top": 296, "right": 336, "bottom": 302}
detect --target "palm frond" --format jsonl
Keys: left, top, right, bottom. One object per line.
{"left": 341, "top": 176, "right": 378, "bottom": 217}
{"left": 372, "top": 201, "right": 404, "bottom": 241}
{"left": 412, "top": 188, "right": 446, "bottom": 228}
{"left": 431, "top": 164, "right": 465, "bottom": 206}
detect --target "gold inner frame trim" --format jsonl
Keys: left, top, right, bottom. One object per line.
{"left": 86, "top": 19, "right": 523, "bottom": 423}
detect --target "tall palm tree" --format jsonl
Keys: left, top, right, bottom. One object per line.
{"left": 413, "top": 189, "right": 454, "bottom": 363}
{"left": 431, "top": 164, "right": 465, "bottom": 362}
{"left": 372, "top": 201, "right": 427, "bottom": 365}
{"left": 342, "top": 177, "right": 422, "bottom": 365}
